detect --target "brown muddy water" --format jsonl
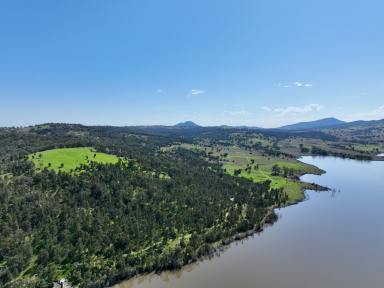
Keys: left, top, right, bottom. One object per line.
{"left": 113, "top": 156, "right": 384, "bottom": 288}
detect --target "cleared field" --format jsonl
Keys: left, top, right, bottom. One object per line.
{"left": 164, "top": 143, "right": 322, "bottom": 203}
{"left": 29, "top": 147, "right": 120, "bottom": 173}
{"left": 350, "top": 143, "right": 384, "bottom": 153}
{"left": 223, "top": 154, "right": 320, "bottom": 203}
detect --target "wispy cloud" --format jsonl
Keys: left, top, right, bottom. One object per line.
{"left": 189, "top": 89, "right": 205, "bottom": 96}
{"left": 225, "top": 110, "right": 251, "bottom": 116}
{"left": 293, "top": 81, "right": 313, "bottom": 87}
{"left": 261, "top": 104, "right": 324, "bottom": 115}
{"left": 349, "top": 105, "right": 384, "bottom": 121}
{"left": 275, "top": 81, "right": 313, "bottom": 88}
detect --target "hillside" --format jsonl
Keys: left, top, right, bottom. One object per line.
{"left": 0, "top": 124, "right": 286, "bottom": 288}
{"left": 279, "top": 117, "right": 345, "bottom": 130}
{"left": 320, "top": 118, "right": 384, "bottom": 143}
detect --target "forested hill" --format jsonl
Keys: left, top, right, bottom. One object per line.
{"left": 278, "top": 117, "right": 345, "bottom": 130}
{"left": 0, "top": 124, "right": 286, "bottom": 288}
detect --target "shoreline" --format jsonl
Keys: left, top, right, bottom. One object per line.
{"left": 110, "top": 157, "right": 329, "bottom": 288}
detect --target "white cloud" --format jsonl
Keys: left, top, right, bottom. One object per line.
{"left": 190, "top": 89, "right": 205, "bottom": 96}
{"left": 262, "top": 103, "right": 324, "bottom": 115}
{"left": 276, "top": 81, "right": 313, "bottom": 88}
{"left": 293, "top": 81, "right": 313, "bottom": 87}
{"left": 225, "top": 110, "right": 251, "bottom": 116}
{"left": 371, "top": 105, "right": 384, "bottom": 116}
{"left": 350, "top": 105, "right": 384, "bottom": 121}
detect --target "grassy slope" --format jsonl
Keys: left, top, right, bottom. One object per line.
{"left": 223, "top": 153, "right": 320, "bottom": 203}
{"left": 164, "top": 143, "right": 322, "bottom": 203}
{"left": 28, "top": 147, "right": 119, "bottom": 173}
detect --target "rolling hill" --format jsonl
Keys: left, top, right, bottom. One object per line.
{"left": 279, "top": 117, "right": 346, "bottom": 130}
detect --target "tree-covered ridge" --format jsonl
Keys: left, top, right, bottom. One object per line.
{"left": 0, "top": 124, "right": 286, "bottom": 288}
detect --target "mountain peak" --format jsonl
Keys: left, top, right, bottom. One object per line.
{"left": 174, "top": 121, "right": 201, "bottom": 128}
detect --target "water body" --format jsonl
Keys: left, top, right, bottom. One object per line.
{"left": 113, "top": 156, "right": 384, "bottom": 288}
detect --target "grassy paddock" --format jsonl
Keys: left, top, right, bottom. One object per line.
{"left": 223, "top": 156, "right": 319, "bottom": 203}
{"left": 164, "top": 143, "right": 322, "bottom": 203}
{"left": 29, "top": 147, "right": 120, "bottom": 173}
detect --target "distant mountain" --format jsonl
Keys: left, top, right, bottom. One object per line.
{"left": 174, "top": 121, "right": 201, "bottom": 128}
{"left": 279, "top": 117, "right": 346, "bottom": 130}
{"left": 334, "top": 118, "right": 384, "bottom": 129}
{"left": 320, "top": 118, "right": 384, "bottom": 143}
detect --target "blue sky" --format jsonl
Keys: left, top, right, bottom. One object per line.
{"left": 1, "top": 0, "right": 384, "bottom": 127}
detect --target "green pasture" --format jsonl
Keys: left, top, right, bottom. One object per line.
{"left": 28, "top": 147, "right": 120, "bottom": 173}
{"left": 224, "top": 161, "right": 306, "bottom": 202}
{"left": 164, "top": 143, "right": 321, "bottom": 203}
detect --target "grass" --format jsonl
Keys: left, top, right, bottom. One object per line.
{"left": 164, "top": 143, "right": 322, "bottom": 203}
{"left": 247, "top": 135, "right": 274, "bottom": 148}
{"left": 350, "top": 143, "right": 384, "bottom": 153}
{"left": 29, "top": 147, "right": 120, "bottom": 173}
{"left": 224, "top": 159, "right": 313, "bottom": 203}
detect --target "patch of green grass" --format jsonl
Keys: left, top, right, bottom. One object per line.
{"left": 167, "top": 233, "right": 192, "bottom": 249}
{"left": 29, "top": 147, "right": 120, "bottom": 173}
{"left": 248, "top": 136, "right": 273, "bottom": 147}
{"left": 350, "top": 144, "right": 384, "bottom": 153}
{"left": 163, "top": 143, "right": 322, "bottom": 203}
{"left": 221, "top": 150, "right": 320, "bottom": 203}
{"left": 224, "top": 161, "right": 306, "bottom": 202}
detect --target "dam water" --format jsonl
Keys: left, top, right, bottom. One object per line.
{"left": 113, "top": 156, "right": 384, "bottom": 288}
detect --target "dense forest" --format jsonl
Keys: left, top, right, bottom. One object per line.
{"left": 0, "top": 124, "right": 286, "bottom": 288}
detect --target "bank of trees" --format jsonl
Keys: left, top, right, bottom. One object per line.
{"left": 0, "top": 125, "right": 286, "bottom": 288}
